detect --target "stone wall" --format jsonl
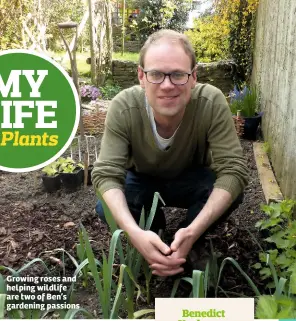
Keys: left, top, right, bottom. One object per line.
{"left": 112, "top": 60, "right": 139, "bottom": 89}
{"left": 112, "top": 60, "right": 235, "bottom": 94}
{"left": 113, "top": 40, "right": 142, "bottom": 53}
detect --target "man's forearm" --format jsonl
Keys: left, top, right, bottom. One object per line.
{"left": 187, "top": 188, "right": 233, "bottom": 242}
{"left": 102, "top": 188, "right": 140, "bottom": 234}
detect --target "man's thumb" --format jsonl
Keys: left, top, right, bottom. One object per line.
{"left": 153, "top": 237, "right": 171, "bottom": 255}
{"left": 170, "top": 235, "right": 183, "bottom": 252}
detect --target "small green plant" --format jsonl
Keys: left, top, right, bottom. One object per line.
{"left": 57, "top": 157, "right": 84, "bottom": 173}
{"left": 229, "top": 85, "right": 258, "bottom": 117}
{"left": 256, "top": 294, "right": 296, "bottom": 319}
{"left": 99, "top": 84, "right": 122, "bottom": 100}
{"left": 171, "top": 269, "right": 208, "bottom": 298}
{"left": 254, "top": 200, "right": 296, "bottom": 289}
{"left": 42, "top": 161, "right": 59, "bottom": 176}
{"left": 255, "top": 254, "right": 296, "bottom": 319}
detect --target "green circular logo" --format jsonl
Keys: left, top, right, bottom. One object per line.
{"left": 0, "top": 49, "right": 80, "bottom": 172}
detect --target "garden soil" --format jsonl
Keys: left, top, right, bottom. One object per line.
{"left": 0, "top": 132, "right": 267, "bottom": 316}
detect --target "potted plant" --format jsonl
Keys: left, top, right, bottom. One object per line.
{"left": 57, "top": 157, "right": 84, "bottom": 189}
{"left": 41, "top": 161, "right": 61, "bottom": 192}
{"left": 229, "top": 85, "right": 262, "bottom": 140}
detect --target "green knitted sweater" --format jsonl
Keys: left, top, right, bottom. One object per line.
{"left": 92, "top": 84, "right": 248, "bottom": 200}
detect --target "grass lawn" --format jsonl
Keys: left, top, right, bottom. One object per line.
{"left": 112, "top": 51, "right": 139, "bottom": 62}
{"left": 49, "top": 51, "right": 139, "bottom": 77}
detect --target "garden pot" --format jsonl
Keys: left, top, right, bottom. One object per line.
{"left": 242, "top": 112, "right": 263, "bottom": 140}
{"left": 60, "top": 168, "right": 84, "bottom": 189}
{"left": 87, "top": 165, "right": 93, "bottom": 185}
{"left": 42, "top": 174, "right": 61, "bottom": 193}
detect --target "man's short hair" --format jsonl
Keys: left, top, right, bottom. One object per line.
{"left": 139, "top": 29, "right": 196, "bottom": 70}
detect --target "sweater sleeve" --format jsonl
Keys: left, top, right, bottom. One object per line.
{"left": 91, "top": 95, "right": 130, "bottom": 195}
{"left": 207, "top": 92, "right": 249, "bottom": 200}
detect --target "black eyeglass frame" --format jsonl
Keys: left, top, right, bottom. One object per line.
{"left": 140, "top": 66, "right": 196, "bottom": 85}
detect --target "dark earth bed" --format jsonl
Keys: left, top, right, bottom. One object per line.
{"left": 0, "top": 139, "right": 268, "bottom": 316}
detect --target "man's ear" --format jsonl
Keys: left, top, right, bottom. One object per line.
{"left": 138, "top": 65, "right": 145, "bottom": 89}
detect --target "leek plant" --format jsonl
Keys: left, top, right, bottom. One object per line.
{"left": 77, "top": 224, "right": 154, "bottom": 319}
{"left": 0, "top": 259, "right": 92, "bottom": 319}
{"left": 171, "top": 269, "right": 208, "bottom": 298}
{"left": 97, "top": 191, "right": 164, "bottom": 318}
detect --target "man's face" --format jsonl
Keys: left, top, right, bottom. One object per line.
{"left": 138, "top": 41, "right": 197, "bottom": 118}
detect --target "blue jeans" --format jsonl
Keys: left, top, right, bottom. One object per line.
{"left": 95, "top": 167, "right": 243, "bottom": 232}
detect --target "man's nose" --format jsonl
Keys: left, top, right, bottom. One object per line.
{"left": 160, "top": 75, "right": 175, "bottom": 88}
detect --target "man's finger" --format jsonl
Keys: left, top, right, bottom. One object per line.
{"left": 152, "top": 267, "right": 184, "bottom": 277}
{"left": 151, "top": 236, "right": 172, "bottom": 256}
{"left": 150, "top": 260, "right": 186, "bottom": 271}
{"left": 170, "top": 228, "right": 188, "bottom": 252}
{"left": 150, "top": 251, "right": 185, "bottom": 267}
{"left": 170, "top": 237, "right": 183, "bottom": 252}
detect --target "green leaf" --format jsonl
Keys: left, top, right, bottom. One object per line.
{"left": 252, "top": 263, "right": 262, "bottom": 269}
{"left": 266, "top": 230, "right": 286, "bottom": 244}
{"left": 275, "top": 253, "right": 292, "bottom": 269}
{"left": 0, "top": 274, "right": 5, "bottom": 294}
{"left": 276, "top": 307, "right": 295, "bottom": 319}
{"left": 134, "top": 309, "right": 155, "bottom": 319}
{"left": 261, "top": 218, "right": 282, "bottom": 229}
{"left": 287, "top": 262, "right": 296, "bottom": 273}
{"left": 110, "top": 264, "right": 125, "bottom": 319}
{"left": 266, "top": 254, "right": 279, "bottom": 290}
{"left": 64, "top": 308, "right": 93, "bottom": 319}
{"left": 192, "top": 270, "right": 205, "bottom": 298}
{"left": 267, "top": 249, "right": 278, "bottom": 261}
{"left": 216, "top": 257, "right": 261, "bottom": 297}
{"left": 259, "top": 252, "right": 268, "bottom": 263}
{"left": 255, "top": 295, "right": 278, "bottom": 319}
{"left": 145, "top": 192, "right": 165, "bottom": 231}
{"left": 81, "top": 224, "right": 107, "bottom": 318}
{"left": 17, "top": 258, "right": 51, "bottom": 275}
{"left": 66, "top": 258, "right": 101, "bottom": 300}
{"left": 275, "top": 277, "right": 287, "bottom": 298}
{"left": 171, "top": 277, "right": 193, "bottom": 298}
{"left": 289, "top": 272, "right": 296, "bottom": 294}
{"left": 170, "top": 278, "right": 181, "bottom": 298}
{"left": 259, "top": 267, "right": 272, "bottom": 280}
{"left": 255, "top": 220, "right": 264, "bottom": 228}
{"left": 0, "top": 294, "right": 6, "bottom": 319}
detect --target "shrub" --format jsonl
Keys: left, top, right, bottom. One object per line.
{"left": 133, "top": 0, "right": 191, "bottom": 42}
{"left": 185, "top": 15, "right": 230, "bottom": 63}
{"left": 99, "top": 84, "right": 122, "bottom": 100}
{"left": 254, "top": 200, "right": 296, "bottom": 290}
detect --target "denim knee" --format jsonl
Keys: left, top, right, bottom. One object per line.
{"left": 95, "top": 200, "right": 107, "bottom": 223}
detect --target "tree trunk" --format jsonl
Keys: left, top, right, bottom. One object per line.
{"left": 95, "top": 0, "right": 113, "bottom": 86}
{"left": 88, "top": 0, "right": 97, "bottom": 85}
{"left": 121, "top": 0, "right": 125, "bottom": 56}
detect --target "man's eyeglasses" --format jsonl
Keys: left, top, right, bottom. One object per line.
{"left": 140, "top": 67, "right": 195, "bottom": 85}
